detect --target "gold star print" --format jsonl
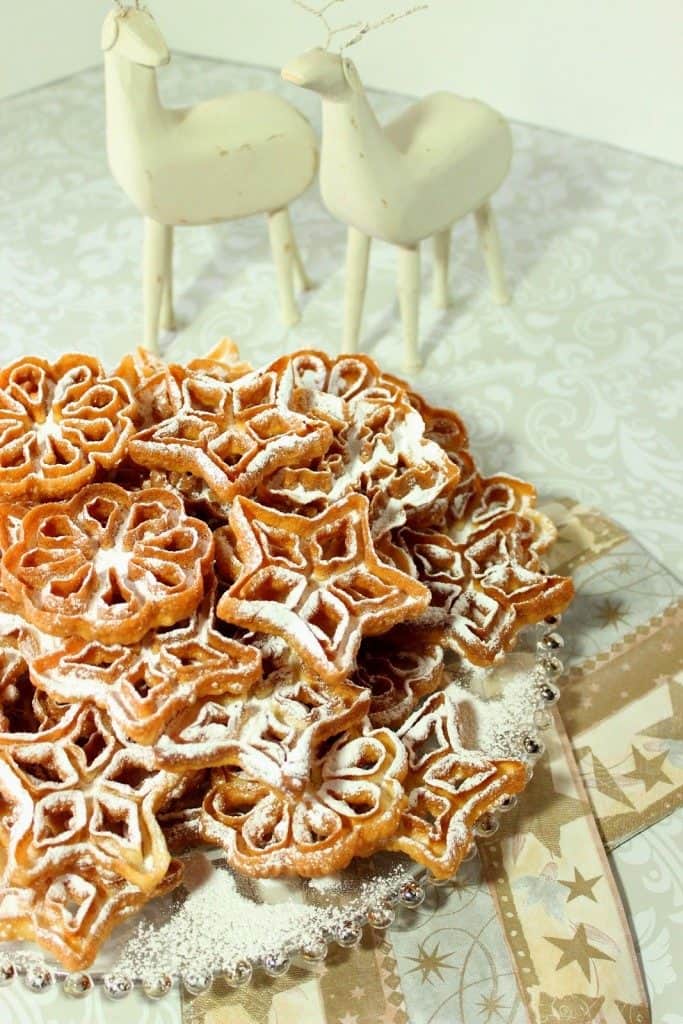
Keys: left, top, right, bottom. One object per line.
{"left": 559, "top": 867, "right": 602, "bottom": 903}
{"left": 404, "top": 940, "right": 457, "bottom": 984}
{"left": 545, "top": 923, "right": 615, "bottom": 981}
{"left": 350, "top": 986, "right": 365, "bottom": 1000}
{"left": 640, "top": 681, "right": 682, "bottom": 745}
{"left": 476, "top": 991, "right": 506, "bottom": 1020}
{"left": 496, "top": 756, "right": 587, "bottom": 859}
{"left": 594, "top": 597, "right": 628, "bottom": 629}
{"left": 583, "top": 750, "right": 635, "bottom": 810}
{"left": 625, "top": 745, "right": 672, "bottom": 792}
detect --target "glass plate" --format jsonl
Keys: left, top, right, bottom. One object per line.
{"left": 0, "top": 618, "right": 564, "bottom": 1000}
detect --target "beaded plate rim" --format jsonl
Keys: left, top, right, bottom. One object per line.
{"left": 0, "top": 614, "right": 564, "bottom": 1000}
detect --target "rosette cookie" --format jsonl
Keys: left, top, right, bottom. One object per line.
{"left": 0, "top": 858, "right": 183, "bottom": 971}
{"left": 28, "top": 587, "right": 262, "bottom": 745}
{"left": 154, "top": 645, "right": 370, "bottom": 793}
{"left": 128, "top": 358, "right": 333, "bottom": 505}
{"left": 353, "top": 629, "right": 445, "bottom": 729}
{"left": 259, "top": 351, "right": 459, "bottom": 535}
{"left": 389, "top": 693, "right": 527, "bottom": 878}
{"left": 0, "top": 355, "right": 135, "bottom": 501}
{"left": 388, "top": 519, "right": 573, "bottom": 666}
{"left": 201, "top": 728, "right": 407, "bottom": 878}
{"left": 216, "top": 493, "right": 430, "bottom": 683}
{"left": 1, "top": 484, "right": 214, "bottom": 645}
{"left": 0, "top": 703, "right": 179, "bottom": 893}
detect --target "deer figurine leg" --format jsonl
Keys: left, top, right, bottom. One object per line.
{"left": 267, "top": 209, "right": 300, "bottom": 326}
{"left": 398, "top": 244, "right": 421, "bottom": 372}
{"left": 282, "top": 209, "right": 313, "bottom": 293}
{"left": 433, "top": 228, "right": 451, "bottom": 308}
{"left": 159, "top": 225, "right": 176, "bottom": 332}
{"left": 342, "top": 227, "right": 371, "bottom": 354}
{"left": 143, "top": 217, "right": 166, "bottom": 353}
{"left": 474, "top": 201, "right": 509, "bottom": 305}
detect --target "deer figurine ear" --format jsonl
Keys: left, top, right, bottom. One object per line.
{"left": 101, "top": 11, "right": 120, "bottom": 52}
{"left": 342, "top": 59, "right": 362, "bottom": 93}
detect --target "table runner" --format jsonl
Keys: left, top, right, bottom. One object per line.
{"left": 182, "top": 499, "right": 682, "bottom": 1024}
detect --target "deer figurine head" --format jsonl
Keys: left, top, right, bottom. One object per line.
{"left": 101, "top": 4, "right": 169, "bottom": 67}
{"left": 282, "top": 48, "right": 361, "bottom": 99}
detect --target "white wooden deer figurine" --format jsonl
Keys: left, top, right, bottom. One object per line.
{"left": 282, "top": 39, "right": 512, "bottom": 370}
{"left": 102, "top": 4, "right": 318, "bottom": 352}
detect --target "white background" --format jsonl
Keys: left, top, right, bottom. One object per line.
{"left": 1, "top": 0, "right": 682, "bottom": 165}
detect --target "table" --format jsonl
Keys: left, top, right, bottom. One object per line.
{"left": 0, "top": 54, "right": 681, "bottom": 1024}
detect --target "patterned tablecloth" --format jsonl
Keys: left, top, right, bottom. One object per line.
{"left": 0, "top": 54, "right": 681, "bottom": 1024}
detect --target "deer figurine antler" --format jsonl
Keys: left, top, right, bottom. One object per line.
{"left": 284, "top": 0, "right": 512, "bottom": 371}
{"left": 292, "top": 0, "right": 428, "bottom": 51}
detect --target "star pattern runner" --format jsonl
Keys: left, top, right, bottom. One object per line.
{"left": 216, "top": 494, "right": 429, "bottom": 683}
{"left": 496, "top": 754, "right": 587, "bottom": 860}
{"left": 640, "top": 680, "right": 682, "bottom": 745}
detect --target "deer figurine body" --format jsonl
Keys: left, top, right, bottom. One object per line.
{"left": 282, "top": 48, "right": 512, "bottom": 370}
{"left": 102, "top": 7, "right": 318, "bottom": 351}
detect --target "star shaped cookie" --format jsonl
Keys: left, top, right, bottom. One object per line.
{"left": 217, "top": 494, "right": 430, "bottom": 683}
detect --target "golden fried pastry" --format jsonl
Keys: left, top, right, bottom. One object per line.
{"left": 28, "top": 587, "right": 261, "bottom": 745}
{"left": 1, "top": 484, "right": 214, "bottom": 645}
{"left": 0, "top": 355, "right": 135, "bottom": 501}
{"left": 186, "top": 337, "right": 254, "bottom": 382}
{"left": 128, "top": 359, "right": 334, "bottom": 504}
{"left": 154, "top": 642, "right": 370, "bottom": 793}
{"left": 201, "top": 727, "right": 406, "bottom": 878}
{"left": 464, "top": 512, "right": 574, "bottom": 626}
{"left": 117, "top": 355, "right": 184, "bottom": 429}
{"left": 0, "top": 342, "right": 576, "bottom": 963}
{"left": 389, "top": 519, "right": 573, "bottom": 666}
{"left": 0, "top": 703, "right": 178, "bottom": 893}
{"left": 388, "top": 693, "right": 527, "bottom": 878}
{"left": 260, "top": 351, "right": 459, "bottom": 535}
{"left": 217, "top": 493, "right": 430, "bottom": 683}
{"left": 354, "top": 629, "right": 445, "bottom": 729}
{"left": 230, "top": 672, "right": 371, "bottom": 794}
{"left": 0, "top": 858, "right": 183, "bottom": 971}
{"left": 158, "top": 770, "right": 212, "bottom": 853}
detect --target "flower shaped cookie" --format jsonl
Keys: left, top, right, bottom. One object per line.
{"left": 261, "top": 351, "right": 459, "bottom": 535}
{"left": 201, "top": 727, "right": 407, "bottom": 877}
{"left": 0, "top": 355, "right": 135, "bottom": 501}
{"left": 1, "top": 484, "right": 214, "bottom": 645}
{"left": 217, "top": 493, "right": 430, "bottom": 683}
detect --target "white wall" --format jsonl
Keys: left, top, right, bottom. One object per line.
{"left": 2, "top": 1, "right": 682, "bottom": 165}
{"left": 0, "top": 1, "right": 103, "bottom": 100}
{"left": 160, "top": 0, "right": 683, "bottom": 165}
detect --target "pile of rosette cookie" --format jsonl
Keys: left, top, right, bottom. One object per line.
{"left": 0, "top": 341, "right": 573, "bottom": 969}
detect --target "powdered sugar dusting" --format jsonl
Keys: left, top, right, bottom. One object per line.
{"left": 115, "top": 852, "right": 411, "bottom": 980}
